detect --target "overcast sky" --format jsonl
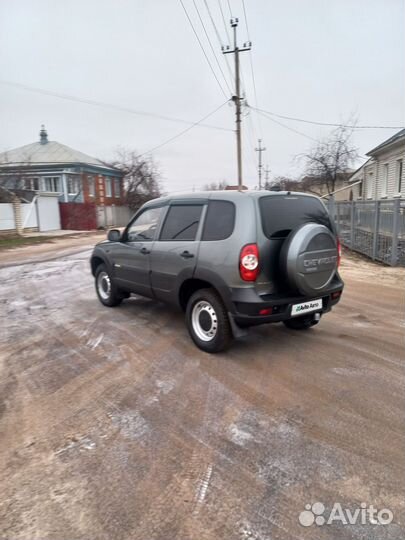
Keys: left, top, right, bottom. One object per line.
{"left": 0, "top": 0, "right": 404, "bottom": 192}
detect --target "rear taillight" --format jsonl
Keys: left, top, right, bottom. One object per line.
{"left": 239, "top": 244, "right": 259, "bottom": 281}
{"left": 337, "top": 238, "right": 341, "bottom": 268}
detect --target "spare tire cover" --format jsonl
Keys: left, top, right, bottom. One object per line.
{"left": 281, "top": 223, "right": 338, "bottom": 296}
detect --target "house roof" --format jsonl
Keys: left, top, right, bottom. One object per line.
{"left": 367, "top": 128, "right": 405, "bottom": 157}
{"left": 0, "top": 126, "right": 119, "bottom": 173}
{"left": 348, "top": 158, "right": 373, "bottom": 183}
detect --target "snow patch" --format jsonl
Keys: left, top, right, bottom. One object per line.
{"left": 109, "top": 410, "right": 150, "bottom": 440}
{"left": 228, "top": 423, "right": 253, "bottom": 446}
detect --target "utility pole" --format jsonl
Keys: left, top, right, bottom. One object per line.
{"left": 222, "top": 19, "right": 251, "bottom": 190}
{"left": 264, "top": 165, "right": 271, "bottom": 188}
{"left": 255, "top": 139, "right": 266, "bottom": 190}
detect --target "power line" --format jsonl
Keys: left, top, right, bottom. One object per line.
{"left": 254, "top": 108, "right": 317, "bottom": 141}
{"left": 217, "top": 0, "right": 231, "bottom": 43}
{"left": 203, "top": 0, "right": 235, "bottom": 91}
{"left": 252, "top": 105, "right": 404, "bottom": 130}
{"left": 0, "top": 79, "right": 232, "bottom": 132}
{"left": 226, "top": 0, "right": 233, "bottom": 17}
{"left": 241, "top": 0, "right": 262, "bottom": 137}
{"left": 178, "top": 0, "right": 228, "bottom": 99}
{"left": 191, "top": 0, "right": 233, "bottom": 95}
{"left": 138, "top": 100, "right": 230, "bottom": 158}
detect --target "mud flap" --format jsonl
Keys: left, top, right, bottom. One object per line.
{"left": 228, "top": 313, "right": 248, "bottom": 339}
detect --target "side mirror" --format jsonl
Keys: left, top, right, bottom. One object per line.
{"left": 107, "top": 229, "right": 121, "bottom": 242}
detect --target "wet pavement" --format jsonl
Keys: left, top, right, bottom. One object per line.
{"left": 0, "top": 249, "right": 404, "bottom": 539}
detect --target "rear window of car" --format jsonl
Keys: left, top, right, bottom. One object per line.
{"left": 160, "top": 204, "right": 203, "bottom": 241}
{"left": 259, "top": 195, "right": 333, "bottom": 238}
{"left": 202, "top": 200, "right": 235, "bottom": 241}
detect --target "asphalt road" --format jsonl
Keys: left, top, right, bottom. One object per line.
{"left": 0, "top": 249, "right": 404, "bottom": 539}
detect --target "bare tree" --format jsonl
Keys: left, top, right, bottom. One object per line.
{"left": 0, "top": 152, "right": 34, "bottom": 190}
{"left": 300, "top": 125, "right": 358, "bottom": 196}
{"left": 202, "top": 180, "right": 229, "bottom": 191}
{"left": 264, "top": 176, "right": 301, "bottom": 192}
{"left": 105, "top": 149, "right": 161, "bottom": 211}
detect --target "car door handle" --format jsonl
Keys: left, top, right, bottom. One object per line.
{"left": 180, "top": 250, "right": 194, "bottom": 259}
{"left": 140, "top": 247, "right": 151, "bottom": 255}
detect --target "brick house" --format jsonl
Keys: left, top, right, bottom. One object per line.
{"left": 0, "top": 126, "right": 130, "bottom": 229}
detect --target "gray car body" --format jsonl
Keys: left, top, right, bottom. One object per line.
{"left": 90, "top": 190, "right": 344, "bottom": 330}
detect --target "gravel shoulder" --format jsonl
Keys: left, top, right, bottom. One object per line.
{"left": 0, "top": 231, "right": 105, "bottom": 268}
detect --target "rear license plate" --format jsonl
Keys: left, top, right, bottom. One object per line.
{"left": 291, "top": 298, "right": 322, "bottom": 317}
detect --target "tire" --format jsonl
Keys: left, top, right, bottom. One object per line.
{"left": 95, "top": 263, "right": 123, "bottom": 307}
{"left": 283, "top": 315, "right": 319, "bottom": 330}
{"left": 186, "top": 288, "right": 233, "bottom": 353}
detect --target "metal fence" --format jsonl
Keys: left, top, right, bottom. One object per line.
{"left": 328, "top": 198, "right": 405, "bottom": 267}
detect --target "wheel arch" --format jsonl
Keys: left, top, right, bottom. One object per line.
{"left": 90, "top": 251, "right": 113, "bottom": 276}
{"left": 177, "top": 269, "right": 234, "bottom": 313}
{"left": 178, "top": 278, "right": 217, "bottom": 311}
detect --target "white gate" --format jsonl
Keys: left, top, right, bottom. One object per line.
{"left": 37, "top": 195, "right": 61, "bottom": 231}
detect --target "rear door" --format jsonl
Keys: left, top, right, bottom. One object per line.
{"left": 113, "top": 206, "right": 164, "bottom": 296}
{"left": 150, "top": 201, "right": 205, "bottom": 304}
{"left": 257, "top": 194, "right": 334, "bottom": 293}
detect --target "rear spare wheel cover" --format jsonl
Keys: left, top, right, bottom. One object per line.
{"left": 283, "top": 223, "right": 338, "bottom": 296}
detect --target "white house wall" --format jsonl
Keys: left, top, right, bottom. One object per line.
{"left": 349, "top": 143, "right": 405, "bottom": 201}
{"left": 372, "top": 147, "right": 405, "bottom": 199}
{"left": 0, "top": 203, "right": 15, "bottom": 230}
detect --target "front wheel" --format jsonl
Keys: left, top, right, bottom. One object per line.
{"left": 186, "top": 288, "right": 233, "bottom": 353}
{"left": 283, "top": 315, "right": 319, "bottom": 330}
{"left": 95, "top": 264, "right": 123, "bottom": 307}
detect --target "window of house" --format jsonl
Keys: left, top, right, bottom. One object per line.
{"left": 202, "top": 200, "right": 235, "bottom": 241}
{"left": 397, "top": 159, "right": 403, "bottom": 194}
{"left": 88, "top": 176, "right": 95, "bottom": 197}
{"left": 382, "top": 164, "right": 388, "bottom": 197}
{"left": 114, "top": 178, "right": 120, "bottom": 198}
{"left": 23, "top": 177, "right": 40, "bottom": 191}
{"left": 160, "top": 205, "right": 203, "bottom": 241}
{"left": 67, "top": 177, "right": 79, "bottom": 195}
{"left": 44, "top": 176, "right": 60, "bottom": 192}
{"left": 126, "top": 207, "right": 163, "bottom": 242}
{"left": 105, "top": 177, "right": 112, "bottom": 197}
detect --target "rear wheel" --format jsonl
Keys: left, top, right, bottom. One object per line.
{"left": 186, "top": 288, "right": 232, "bottom": 353}
{"left": 95, "top": 263, "right": 123, "bottom": 307}
{"left": 283, "top": 315, "right": 319, "bottom": 330}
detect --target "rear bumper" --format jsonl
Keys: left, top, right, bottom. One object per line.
{"left": 229, "top": 278, "right": 344, "bottom": 327}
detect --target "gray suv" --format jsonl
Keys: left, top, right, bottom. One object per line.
{"left": 90, "top": 191, "right": 343, "bottom": 353}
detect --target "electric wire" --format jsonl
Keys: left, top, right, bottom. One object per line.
{"left": 252, "top": 105, "right": 404, "bottom": 130}
{"left": 241, "top": 0, "right": 263, "bottom": 137}
{"left": 203, "top": 0, "right": 235, "bottom": 91}
{"left": 254, "top": 108, "right": 317, "bottom": 142}
{"left": 192, "top": 0, "right": 233, "bottom": 95}
{"left": 178, "top": 0, "right": 228, "bottom": 99}
{"left": 0, "top": 79, "right": 232, "bottom": 132}
{"left": 137, "top": 100, "right": 230, "bottom": 158}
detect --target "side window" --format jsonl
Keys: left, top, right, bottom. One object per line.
{"left": 160, "top": 205, "right": 203, "bottom": 241}
{"left": 126, "top": 207, "right": 162, "bottom": 242}
{"left": 202, "top": 200, "right": 235, "bottom": 241}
